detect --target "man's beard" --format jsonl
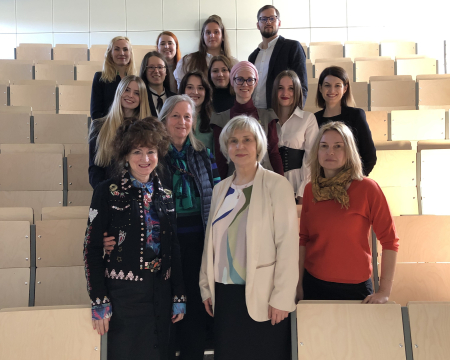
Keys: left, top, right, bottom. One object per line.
{"left": 261, "top": 26, "right": 277, "bottom": 39}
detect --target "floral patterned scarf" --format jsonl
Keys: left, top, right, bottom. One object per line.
{"left": 312, "top": 167, "right": 353, "bottom": 209}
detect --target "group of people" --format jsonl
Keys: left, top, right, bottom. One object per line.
{"left": 84, "top": 4, "right": 399, "bottom": 360}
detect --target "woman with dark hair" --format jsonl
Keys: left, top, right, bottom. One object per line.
{"left": 271, "top": 70, "right": 318, "bottom": 202}
{"left": 139, "top": 51, "right": 176, "bottom": 118}
{"left": 157, "top": 31, "right": 181, "bottom": 93}
{"left": 84, "top": 117, "right": 186, "bottom": 360}
{"left": 315, "top": 66, "right": 377, "bottom": 175}
{"left": 179, "top": 71, "right": 214, "bottom": 151}
{"left": 208, "top": 55, "right": 235, "bottom": 113}
{"left": 90, "top": 36, "right": 137, "bottom": 120}
{"left": 174, "top": 15, "right": 238, "bottom": 88}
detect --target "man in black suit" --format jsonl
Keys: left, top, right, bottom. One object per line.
{"left": 248, "top": 5, "right": 308, "bottom": 109}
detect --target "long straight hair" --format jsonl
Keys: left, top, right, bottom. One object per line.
{"left": 208, "top": 55, "right": 235, "bottom": 95}
{"left": 100, "top": 36, "right": 137, "bottom": 83}
{"left": 94, "top": 76, "right": 151, "bottom": 166}
{"left": 271, "top": 70, "right": 304, "bottom": 118}
{"left": 156, "top": 31, "right": 182, "bottom": 67}
{"left": 182, "top": 15, "right": 232, "bottom": 76}
{"left": 159, "top": 95, "right": 205, "bottom": 152}
{"left": 179, "top": 71, "right": 213, "bottom": 133}
{"left": 139, "top": 51, "right": 171, "bottom": 91}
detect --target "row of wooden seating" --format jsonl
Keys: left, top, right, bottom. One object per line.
{"left": 304, "top": 74, "right": 450, "bottom": 113}
{"left": 296, "top": 301, "right": 450, "bottom": 360}
{"left": 14, "top": 43, "right": 156, "bottom": 66}
{"left": 304, "top": 55, "right": 437, "bottom": 83}
{"left": 0, "top": 301, "right": 447, "bottom": 359}
{"left": 13, "top": 41, "right": 417, "bottom": 65}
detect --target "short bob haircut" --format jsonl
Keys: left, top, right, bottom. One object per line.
{"left": 207, "top": 55, "right": 235, "bottom": 95}
{"left": 179, "top": 71, "right": 213, "bottom": 133}
{"left": 308, "top": 121, "right": 363, "bottom": 181}
{"left": 139, "top": 51, "right": 171, "bottom": 91}
{"left": 113, "top": 117, "right": 171, "bottom": 177}
{"left": 271, "top": 70, "right": 304, "bottom": 117}
{"left": 158, "top": 94, "right": 205, "bottom": 152}
{"left": 219, "top": 115, "right": 267, "bottom": 163}
{"left": 316, "top": 66, "right": 355, "bottom": 108}
{"left": 156, "top": 31, "right": 182, "bottom": 66}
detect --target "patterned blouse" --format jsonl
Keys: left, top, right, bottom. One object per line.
{"left": 212, "top": 181, "right": 253, "bottom": 285}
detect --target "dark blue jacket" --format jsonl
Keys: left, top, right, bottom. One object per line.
{"left": 90, "top": 72, "right": 121, "bottom": 120}
{"left": 248, "top": 36, "right": 308, "bottom": 108}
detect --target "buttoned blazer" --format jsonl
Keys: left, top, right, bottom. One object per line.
{"left": 248, "top": 36, "right": 308, "bottom": 108}
{"left": 199, "top": 164, "right": 299, "bottom": 322}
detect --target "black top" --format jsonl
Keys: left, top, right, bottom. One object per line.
{"left": 88, "top": 118, "right": 115, "bottom": 189}
{"left": 83, "top": 171, "right": 185, "bottom": 310}
{"left": 90, "top": 72, "right": 122, "bottom": 120}
{"left": 248, "top": 36, "right": 308, "bottom": 108}
{"left": 147, "top": 87, "right": 177, "bottom": 118}
{"left": 315, "top": 106, "right": 377, "bottom": 176}
{"left": 212, "top": 87, "right": 235, "bottom": 113}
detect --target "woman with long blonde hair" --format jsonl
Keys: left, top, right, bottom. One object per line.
{"left": 89, "top": 75, "right": 150, "bottom": 188}
{"left": 298, "top": 121, "right": 398, "bottom": 303}
{"left": 90, "top": 36, "right": 138, "bottom": 120}
{"left": 173, "top": 15, "right": 238, "bottom": 88}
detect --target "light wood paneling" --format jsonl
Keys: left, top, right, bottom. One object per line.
{"left": 64, "top": 143, "right": 89, "bottom": 155}
{"left": 16, "top": 43, "right": 52, "bottom": 62}
{"left": 381, "top": 187, "right": 419, "bottom": 216}
{"left": 89, "top": 45, "right": 108, "bottom": 62}
{"left": 408, "top": 302, "right": 450, "bottom": 360}
{"left": 0, "top": 221, "right": 30, "bottom": 268}
{"left": 0, "top": 153, "right": 63, "bottom": 191}
{"left": 0, "top": 207, "right": 33, "bottom": 222}
{"left": 391, "top": 109, "right": 445, "bottom": 141}
{"left": 370, "top": 77, "right": 415, "bottom": 111}
{"left": 365, "top": 110, "right": 388, "bottom": 142}
{"left": 368, "top": 150, "right": 416, "bottom": 187}
{"left": 67, "top": 191, "right": 93, "bottom": 206}
{"left": 417, "top": 76, "right": 450, "bottom": 109}
{"left": 0, "top": 143, "right": 64, "bottom": 155}
{"left": 297, "top": 302, "right": 406, "bottom": 360}
{"left": 67, "top": 154, "right": 91, "bottom": 191}
{"left": 314, "top": 58, "right": 353, "bottom": 80}
{"left": 309, "top": 42, "right": 343, "bottom": 64}
{"left": 380, "top": 41, "right": 416, "bottom": 60}
{"left": 352, "top": 81, "right": 368, "bottom": 110}
{"left": 76, "top": 61, "right": 102, "bottom": 81}
{"left": 34, "top": 114, "right": 88, "bottom": 144}
{"left": 35, "top": 60, "right": 75, "bottom": 83}
{"left": 396, "top": 57, "right": 437, "bottom": 80}
{"left": 34, "top": 266, "right": 91, "bottom": 306}
{"left": 41, "top": 206, "right": 89, "bottom": 221}
{"left": 0, "top": 112, "right": 31, "bottom": 144}
{"left": 58, "top": 81, "right": 91, "bottom": 113}
{"left": 35, "top": 219, "right": 86, "bottom": 267}
{"left": 10, "top": 80, "right": 56, "bottom": 112}
{"left": 345, "top": 41, "right": 379, "bottom": 61}
{"left": 0, "top": 305, "right": 100, "bottom": 360}
{"left": 355, "top": 57, "right": 394, "bottom": 83}
{"left": 0, "top": 268, "right": 29, "bottom": 310}
{"left": 0, "top": 59, "right": 33, "bottom": 83}
{"left": 53, "top": 44, "right": 88, "bottom": 62}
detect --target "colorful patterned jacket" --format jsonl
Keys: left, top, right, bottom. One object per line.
{"left": 83, "top": 171, "right": 186, "bottom": 318}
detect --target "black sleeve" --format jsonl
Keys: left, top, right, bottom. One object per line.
{"left": 170, "top": 223, "right": 185, "bottom": 303}
{"left": 289, "top": 41, "right": 308, "bottom": 107}
{"left": 90, "top": 72, "right": 105, "bottom": 120}
{"left": 88, "top": 122, "right": 106, "bottom": 189}
{"left": 352, "top": 108, "right": 377, "bottom": 176}
{"left": 83, "top": 183, "right": 110, "bottom": 305}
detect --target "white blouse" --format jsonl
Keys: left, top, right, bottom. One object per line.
{"left": 276, "top": 107, "right": 319, "bottom": 197}
{"left": 173, "top": 52, "right": 238, "bottom": 87}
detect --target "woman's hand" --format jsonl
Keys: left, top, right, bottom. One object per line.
{"left": 92, "top": 318, "right": 110, "bottom": 335}
{"left": 362, "top": 291, "right": 389, "bottom": 304}
{"left": 172, "top": 313, "right": 184, "bottom": 323}
{"left": 203, "top": 298, "right": 214, "bottom": 317}
{"left": 268, "top": 305, "right": 289, "bottom": 325}
{"left": 103, "top": 232, "right": 116, "bottom": 255}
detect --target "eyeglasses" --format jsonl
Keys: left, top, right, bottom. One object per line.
{"left": 146, "top": 66, "right": 166, "bottom": 72}
{"left": 258, "top": 16, "right": 278, "bottom": 24}
{"left": 234, "top": 77, "right": 256, "bottom": 86}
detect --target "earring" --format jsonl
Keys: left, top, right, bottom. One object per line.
{"left": 125, "top": 161, "right": 129, "bottom": 168}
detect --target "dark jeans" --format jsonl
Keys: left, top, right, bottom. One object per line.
{"left": 303, "top": 269, "right": 374, "bottom": 301}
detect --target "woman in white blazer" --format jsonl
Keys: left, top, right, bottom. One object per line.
{"left": 199, "top": 115, "right": 299, "bottom": 360}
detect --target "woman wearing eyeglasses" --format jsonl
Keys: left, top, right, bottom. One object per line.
{"left": 210, "top": 61, "right": 283, "bottom": 179}
{"left": 139, "top": 51, "right": 176, "bottom": 118}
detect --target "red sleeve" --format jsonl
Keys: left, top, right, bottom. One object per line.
{"left": 367, "top": 179, "right": 399, "bottom": 252}
{"left": 299, "top": 183, "right": 311, "bottom": 246}
{"left": 267, "top": 120, "right": 284, "bottom": 175}
{"left": 212, "top": 125, "right": 229, "bottom": 179}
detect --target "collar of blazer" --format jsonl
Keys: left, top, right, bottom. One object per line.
{"left": 267, "top": 35, "right": 285, "bottom": 72}
{"left": 210, "top": 163, "right": 268, "bottom": 285}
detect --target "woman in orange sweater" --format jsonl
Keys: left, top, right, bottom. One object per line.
{"left": 298, "top": 121, "right": 398, "bottom": 303}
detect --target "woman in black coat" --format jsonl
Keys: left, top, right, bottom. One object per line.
{"left": 314, "top": 66, "right": 377, "bottom": 175}
{"left": 84, "top": 118, "right": 186, "bottom": 360}
{"left": 90, "top": 36, "right": 138, "bottom": 120}
{"left": 139, "top": 51, "right": 176, "bottom": 118}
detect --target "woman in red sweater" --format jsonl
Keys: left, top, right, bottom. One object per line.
{"left": 298, "top": 121, "right": 398, "bottom": 303}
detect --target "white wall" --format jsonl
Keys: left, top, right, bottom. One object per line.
{"left": 0, "top": 0, "right": 448, "bottom": 73}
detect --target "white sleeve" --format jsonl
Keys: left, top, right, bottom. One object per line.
{"left": 173, "top": 57, "right": 185, "bottom": 88}
{"left": 298, "top": 113, "right": 319, "bottom": 197}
